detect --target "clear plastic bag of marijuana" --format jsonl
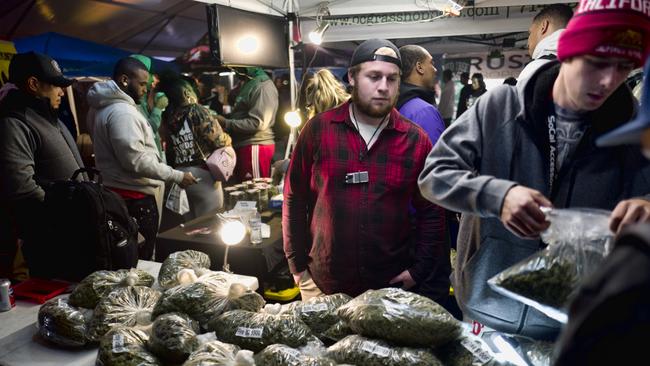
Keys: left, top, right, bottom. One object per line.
{"left": 207, "top": 309, "right": 313, "bottom": 352}
{"left": 88, "top": 286, "right": 161, "bottom": 342}
{"left": 488, "top": 208, "right": 613, "bottom": 323}
{"left": 158, "top": 250, "right": 211, "bottom": 289}
{"left": 254, "top": 343, "right": 338, "bottom": 366}
{"left": 37, "top": 298, "right": 93, "bottom": 347}
{"left": 152, "top": 277, "right": 265, "bottom": 328}
{"left": 182, "top": 340, "right": 241, "bottom": 366}
{"left": 327, "top": 334, "right": 443, "bottom": 366}
{"left": 516, "top": 336, "right": 554, "bottom": 366}
{"left": 69, "top": 268, "right": 155, "bottom": 309}
{"left": 337, "top": 288, "right": 461, "bottom": 347}
{"left": 96, "top": 326, "right": 161, "bottom": 366}
{"left": 148, "top": 312, "right": 200, "bottom": 364}
{"left": 291, "top": 293, "right": 352, "bottom": 336}
{"left": 434, "top": 326, "right": 497, "bottom": 366}
{"left": 321, "top": 320, "right": 353, "bottom": 343}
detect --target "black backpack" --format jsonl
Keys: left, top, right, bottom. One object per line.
{"left": 43, "top": 168, "right": 139, "bottom": 281}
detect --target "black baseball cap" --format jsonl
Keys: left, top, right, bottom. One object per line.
{"left": 349, "top": 39, "right": 402, "bottom": 68}
{"left": 9, "top": 52, "right": 74, "bottom": 87}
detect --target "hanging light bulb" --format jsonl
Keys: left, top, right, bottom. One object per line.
{"left": 284, "top": 110, "right": 302, "bottom": 128}
{"left": 308, "top": 22, "right": 330, "bottom": 45}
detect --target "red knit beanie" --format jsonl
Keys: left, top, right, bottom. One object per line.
{"left": 557, "top": 0, "right": 650, "bottom": 67}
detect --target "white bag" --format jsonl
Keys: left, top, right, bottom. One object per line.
{"left": 166, "top": 183, "right": 190, "bottom": 215}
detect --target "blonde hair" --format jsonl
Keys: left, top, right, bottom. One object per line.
{"left": 302, "top": 69, "right": 350, "bottom": 119}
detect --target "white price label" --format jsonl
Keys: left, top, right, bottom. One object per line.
{"left": 234, "top": 201, "right": 257, "bottom": 210}
{"left": 361, "top": 341, "right": 391, "bottom": 357}
{"left": 112, "top": 333, "right": 127, "bottom": 353}
{"left": 284, "top": 348, "right": 301, "bottom": 360}
{"left": 302, "top": 303, "right": 328, "bottom": 313}
{"left": 461, "top": 338, "right": 493, "bottom": 364}
{"left": 235, "top": 327, "right": 263, "bottom": 338}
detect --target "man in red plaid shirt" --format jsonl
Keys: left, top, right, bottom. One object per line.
{"left": 283, "top": 39, "right": 449, "bottom": 302}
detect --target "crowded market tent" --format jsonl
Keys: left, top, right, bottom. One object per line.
{"left": 1, "top": 0, "right": 649, "bottom": 365}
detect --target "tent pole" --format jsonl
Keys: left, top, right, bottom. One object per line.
{"left": 284, "top": 0, "right": 297, "bottom": 160}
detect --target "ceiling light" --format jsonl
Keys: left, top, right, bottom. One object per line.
{"left": 308, "top": 22, "right": 330, "bottom": 45}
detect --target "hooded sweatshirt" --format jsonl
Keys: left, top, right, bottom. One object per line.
{"left": 419, "top": 61, "right": 650, "bottom": 339}
{"left": 87, "top": 80, "right": 184, "bottom": 197}
{"left": 519, "top": 29, "right": 564, "bottom": 81}
{"left": 397, "top": 82, "right": 445, "bottom": 145}
{"left": 222, "top": 68, "right": 277, "bottom": 148}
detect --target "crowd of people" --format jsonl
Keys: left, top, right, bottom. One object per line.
{"left": 1, "top": 0, "right": 650, "bottom": 361}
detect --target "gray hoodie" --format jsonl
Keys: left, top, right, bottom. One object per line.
{"left": 418, "top": 61, "right": 650, "bottom": 339}
{"left": 519, "top": 29, "right": 564, "bottom": 82}
{"left": 87, "top": 80, "right": 184, "bottom": 198}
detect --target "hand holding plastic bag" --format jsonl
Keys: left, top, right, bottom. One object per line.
{"left": 489, "top": 208, "right": 614, "bottom": 323}
{"left": 166, "top": 183, "right": 190, "bottom": 215}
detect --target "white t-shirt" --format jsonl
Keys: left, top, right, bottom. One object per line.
{"left": 349, "top": 106, "right": 387, "bottom": 150}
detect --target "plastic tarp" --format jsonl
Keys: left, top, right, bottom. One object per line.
{"left": 13, "top": 32, "right": 176, "bottom": 77}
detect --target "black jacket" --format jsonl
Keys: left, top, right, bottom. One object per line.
{"left": 397, "top": 82, "right": 437, "bottom": 109}
{"left": 0, "top": 89, "right": 84, "bottom": 240}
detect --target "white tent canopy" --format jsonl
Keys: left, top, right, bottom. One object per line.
{"left": 198, "top": 0, "right": 572, "bottom": 16}
{"left": 2, "top": 0, "right": 574, "bottom": 59}
{"left": 199, "top": 0, "right": 575, "bottom": 50}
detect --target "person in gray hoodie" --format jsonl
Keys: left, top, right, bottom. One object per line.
{"left": 418, "top": 1, "right": 650, "bottom": 339}
{"left": 87, "top": 57, "right": 196, "bottom": 260}
{"left": 519, "top": 4, "right": 573, "bottom": 81}
{"left": 216, "top": 67, "right": 278, "bottom": 182}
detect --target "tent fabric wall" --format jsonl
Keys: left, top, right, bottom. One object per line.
{"left": 13, "top": 32, "right": 177, "bottom": 77}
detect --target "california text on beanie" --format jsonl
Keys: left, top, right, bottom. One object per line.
{"left": 557, "top": 0, "right": 650, "bottom": 67}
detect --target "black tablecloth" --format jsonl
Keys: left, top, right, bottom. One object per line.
{"left": 156, "top": 211, "right": 286, "bottom": 284}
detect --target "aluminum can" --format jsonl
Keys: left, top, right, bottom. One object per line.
{"left": 0, "top": 278, "right": 14, "bottom": 311}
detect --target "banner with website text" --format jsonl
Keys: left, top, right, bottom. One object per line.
{"left": 300, "top": 5, "right": 556, "bottom": 43}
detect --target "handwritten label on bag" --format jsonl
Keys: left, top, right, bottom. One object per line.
{"left": 235, "top": 327, "right": 263, "bottom": 338}
{"left": 461, "top": 338, "right": 493, "bottom": 364}
{"left": 361, "top": 341, "right": 391, "bottom": 357}
{"left": 112, "top": 333, "right": 127, "bottom": 353}
{"left": 302, "top": 303, "right": 329, "bottom": 313}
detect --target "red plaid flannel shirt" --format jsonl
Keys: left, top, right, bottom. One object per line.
{"left": 283, "top": 101, "right": 447, "bottom": 297}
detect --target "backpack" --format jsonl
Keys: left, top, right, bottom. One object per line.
{"left": 43, "top": 168, "right": 139, "bottom": 281}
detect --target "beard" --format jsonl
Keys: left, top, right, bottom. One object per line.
{"left": 125, "top": 83, "right": 145, "bottom": 103}
{"left": 351, "top": 87, "right": 395, "bottom": 118}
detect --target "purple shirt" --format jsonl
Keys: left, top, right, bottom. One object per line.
{"left": 399, "top": 97, "right": 445, "bottom": 146}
